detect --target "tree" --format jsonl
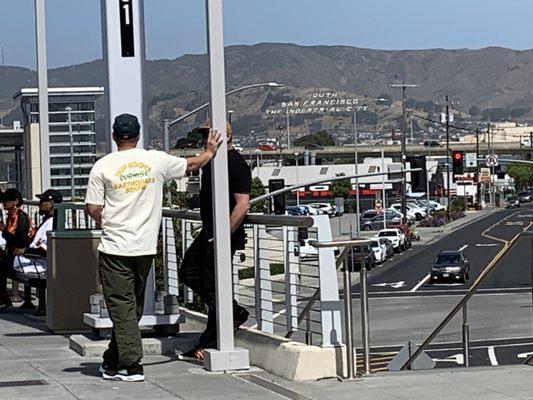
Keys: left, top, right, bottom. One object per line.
{"left": 250, "top": 177, "right": 268, "bottom": 213}
{"left": 330, "top": 173, "right": 351, "bottom": 199}
{"left": 294, "top": 130, "right": 335, "bottom": 147}
{"left": 469, "top": 105, "right": 481, "bottom": 117}
{"left": 506, "top": 163, "right": 533, "bottom": 190}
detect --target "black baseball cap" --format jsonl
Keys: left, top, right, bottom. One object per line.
{"left": 112, "top": 113, "right": 141, "bottom": 139}
{"left": 36, "top": 189, "right": 63, "bottom": 203}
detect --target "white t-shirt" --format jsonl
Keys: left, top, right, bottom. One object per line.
{"left": 85, "top": 148, "right": 187, "bottom": 256}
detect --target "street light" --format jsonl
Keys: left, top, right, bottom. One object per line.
{"left": 353, "top": 97, "right": 387, "bottom": 237}
{"left": 162, "top": 82, "right": 283, "bottom": 153}
{"left": 294, "top": 152, "right": 300, "bottom": 205}
{"left": 249, "top": 129, "right": 255, "bottom": 166}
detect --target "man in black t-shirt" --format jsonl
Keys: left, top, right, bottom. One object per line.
{"left": 179, "top": 122, "right": 251, "bottom": 362}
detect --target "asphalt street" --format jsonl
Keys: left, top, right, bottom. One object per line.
{"left": 354, "top": 203, "right": 533, "bottom": 295}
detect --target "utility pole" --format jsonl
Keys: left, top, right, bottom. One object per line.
{"left": 390, "top": 82, "right": 419, "bottom": 224}
{"left": 445, "top": 96, "right": 451, "bottom": 218}
{"left": 476, "top": 128, "right": 481, "bottom": 208}
{"left": 286, "top": 105, "right": 291, "bottom": 151}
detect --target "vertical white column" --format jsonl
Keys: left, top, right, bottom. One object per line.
{"left": 203, "top": 0, "right": 249, "bottom": 371}
{"left": 101, "top": 0, "right": 147, "bottom": 151}
{"left": 34, "top": 0, "right": 51, "bottom": 191}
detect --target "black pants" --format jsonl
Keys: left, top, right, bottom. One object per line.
{"left": 179, "top": 230, "right": 239, "bottom": 348}
{"left": 99, "top": 252, "right": 154, "bottom": 368}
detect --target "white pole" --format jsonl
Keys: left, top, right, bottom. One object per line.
{"left": 295, "top": 153, "right": 300, "bottom": 206}
{"left": 381, "top": 148, "right": 386, "bottom": 229}
{"left": 66, "top": 107, "right": 75, "bottom": 200}
{"left": 286, "top": 105, "right": 291, "bottom": 151}
{"left": 100, "top": 0, "right": 148, "bottom": 151}
{"left": 354, "top": 110, "right": 360, "bottom": 237}
{"left": 34, "top": 0, "right": 51, "bottom": 191}
{"left": 204, "top": 0, "right": 249, "bottom": 371}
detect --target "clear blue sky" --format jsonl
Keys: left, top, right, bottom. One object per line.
{"left": 2, "top": 0, "right": 533, "bottom": 69}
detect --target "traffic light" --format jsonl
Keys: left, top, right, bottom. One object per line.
{"left": 452, "top": 151, "right": 464, "bottom": 176}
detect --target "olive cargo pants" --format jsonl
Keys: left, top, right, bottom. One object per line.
{"left": 99, "top": 252, "right": 154, "bottom": 368}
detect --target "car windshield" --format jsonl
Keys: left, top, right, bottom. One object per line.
{"left": 436, "top": 254, "right": 461, "bottom": 264}
{"left": 378, "top": 231, "right": 396, "bottom": 237}
{"left": 371, "top": 241, "right": 380, "bottom": 248}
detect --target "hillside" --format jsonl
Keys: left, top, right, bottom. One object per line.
{"left": 1, "top": 43, "right": 533, "bottom": 144}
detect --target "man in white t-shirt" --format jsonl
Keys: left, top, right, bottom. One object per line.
{"left": 85, "top": 113, "right": 221, "bottom": 382}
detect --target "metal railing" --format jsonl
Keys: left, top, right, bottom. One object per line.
{"left": 161, "top": 208, "right": 345, "bottom": 347}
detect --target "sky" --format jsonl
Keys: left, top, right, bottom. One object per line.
{"left": 2, "top": 0, "right": 533, "bottom": 69}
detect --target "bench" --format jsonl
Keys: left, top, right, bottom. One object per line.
{"left": 11, "top": 254, "right": 46, "bottom": 314}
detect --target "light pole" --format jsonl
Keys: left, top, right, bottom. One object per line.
{"left": 294, "top": 152, "right": 300, "bottom": 205}
{"left": 426, "top": 164, "right": 439, "bottom": 215}
{"left": 353, "top": 98, "right": 386, "bottom": 237}
{"left": 286, "top": 104, "right": 291, "bottom": 150}
{"left": 390, "top": 82, "right": 419, "bottom": 224}
{"left": 66, "top": 107, "right": 75, "bottom": 200}
{"left": 163, "top": 82, "right": 282, "bottom": 151}
{"left": 249, "top": 129, "right": 254, "bottom": 166}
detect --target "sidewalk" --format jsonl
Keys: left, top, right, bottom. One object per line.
{"left": 0, "top": 308, "right": 532, "bottom": 399}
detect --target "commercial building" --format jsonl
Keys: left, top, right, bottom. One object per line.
{"left": 13, "top": 87, "right": 104, "bottom": 199}
{"left": 0, "top": 121, "right": 24, "bottom": 191}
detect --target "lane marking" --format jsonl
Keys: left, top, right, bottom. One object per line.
{"left": 372, "top": 281, "right": 406, "bottom": 289}
{"left": 410, "top": 274, "right": 430, "bottom": 292}
{"left": 458, "top": 244, "right": 469, "bottom": 251}
{"left": 476, "top": 243, "right": 499, "bottom": 247}
{"left": 488, "top": 346, "right": 498, "bottom": 366}
{"left": 432, "top": 353, "right": 464, "bottom": 365}
{"left": 517, "top": 351, "right": 533, "bottom": 359}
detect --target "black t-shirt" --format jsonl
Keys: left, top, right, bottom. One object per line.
{"left": 200, "top": 148, "right": 252, "bottom": 249}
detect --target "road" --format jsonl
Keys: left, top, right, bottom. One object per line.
{"left": 345, "top": 203, "right": 533, "bottom": 372}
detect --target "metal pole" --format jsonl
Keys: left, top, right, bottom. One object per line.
{"left": 249, "top": 130, "right": 254, "bottom": 166}
{"left": 343, "top": 250, "right": 354, "bottom": 379}
{"left": 530, "top": 235, "right": 533, "bottom": 310}
{"left": 401, "top": 85, "right": 407, "bottom": 224}
{"left": 163, "top": 119, "right": 172, "bottom": 206}
{"left": 66, "top": 107, "right": 74, "bottom": 200}
{"left": 286, "top": 105, "right": 291, "bottom": 151}
{"left": 462, "top": 304, "right": 470, "bottom": 367}
{"left": 35, "top": 0, "right": 51, "bottom": 191}
{"left": 204, "top": 0, "right": 249, "bottom": 371}
{"left": 476, "top": 129, "right": 480, "bottom": 207}
{"left": 360, "top": 260, "right": 371, "bottom": 375}
{"left": 381, "top": 148, "right": 386, "bottom": 229}
{"left": 446, "top": 96, "right": 451, "bottom": 219}
{"left": 295, "top": 153, "right": 300, "bottom": 206}
{"left": 354, "top": 110, "right": 360, "bottom": 237}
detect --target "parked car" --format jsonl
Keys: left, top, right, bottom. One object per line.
{"left": 360, "top": 209, "right": 380, "bottom": 224}
{"left": 307, "top": 202, "right": 336, "bottom": 217}
{"left": 517, "top": 191, "right": 532, "bottom": 203}
{"left": 376, "top": 237, "right": 395, "bottom": 259}
{"left": 362, "top": 215, "right": 402, "bottom": 231}
{"left": 346, "top": 244, "right": 376, "bottom": 271}
{"left": 389, "top": 224, "right": 412, "bottom": 249}
{"left": 405, "top": 203, "right": 428, "bottom": 219}
{"left": 376, "top": 229, "right": 404, "bottom": 252}
{"left": 390, "top": 204, "right": 419, "bottom": 221}
{"left": 430, "top": 250, "right": 471, "bottom": 283}
{"left": 370, "top": 238, "right": 387, "bottom": 264}
{"left": 297, "top": 239, "right": 318, "bottom": 260}
{"left": 286, "top": 205, "right": 308, "bottom": 216}
{"left": 505, "top": 197, "right": 520, "bottom": 209}
{"left": 257, "top": 143, "right": 276, "bottom": 151}
{"left": 423, "top": 140, "right": 442, "bottom": 147}
{"left": 302, "top": 205, "right": 320, "bottom": 215}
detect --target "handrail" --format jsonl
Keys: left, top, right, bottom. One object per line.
{"left": 162, "top": 208, "right": 314, "bottom": 228}
{"left": 311, "top": 238, "right": 372, "bottom": 248}
{"left": 250, "top": 168, "right": 422, "bottom": 205}
{"left": 400, "top": 226, "right": 533, "bottom": 370}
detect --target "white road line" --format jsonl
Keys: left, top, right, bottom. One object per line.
{"left": 458, "top": 244, "right": 469, "bottom": 251}
{"left": 488, "top": 346, "right": 498, "bottom": 366}
{"left": 410, "top": 274, "right": 430, "bottom": 292}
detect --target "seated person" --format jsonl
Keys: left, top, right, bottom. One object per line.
{"left": 0, "top": 188, "right": 32, "bottom": 308}
{"left": 13, "top": 189, "right": 62, "bottom": 278}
